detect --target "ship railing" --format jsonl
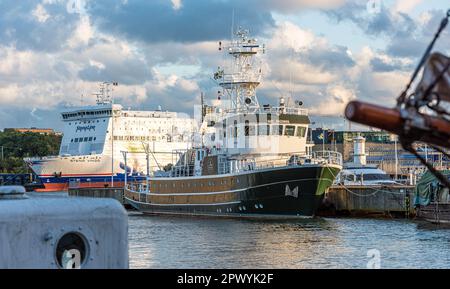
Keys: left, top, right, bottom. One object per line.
{"left": 220, "top": 73, "right": 261, "bottom": 85}
{"left": 125, "top": 181, "right": 150, "bottom": 194}
{"left": 169, "top": 165, "right": 195, "bottom": 177}
{"left": 162, "top": 152, "right": 342, "bottom": 177}
{"left": 312, "top": 151, "right": 343, "bottom": 166}
{"left": 262, "top": 106, "right": 309, "bottom": 116}
{"left": 229, "top": 152, "right": 342, "bottom": 174}
{"left": 229, "top": 157, "right": 292, "bottom": 174}
{"left": 25, "top": 155, "right": 58, "bottom": 161}
{"left": 217, "top": 106, "right": 308, "bottom": 116}
{"left": 227, "top": 45, "right": 260, "bottom": 55}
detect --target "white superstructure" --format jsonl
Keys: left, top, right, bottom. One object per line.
{"left": 200, "top": 28, "right": 311, "bottom": 159}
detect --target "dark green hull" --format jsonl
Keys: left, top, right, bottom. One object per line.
{"left": 126, "top": 165, "right": 341, "bottom": 217}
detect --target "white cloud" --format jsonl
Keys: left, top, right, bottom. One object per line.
{"left": 310, "top": 85, "right": 357, "bottom": 116}
{"left": 67, "top": 16, "right": 94, "bottom": 48}
{"left": 268, "top": 21, "right": 316, "bottom": 52}
{"left": 417, "top": 11, "right": 432, "bottom": 26}
{"left": 171, "top": 0, "right": 182, "bottom": 10}
{"left": 32, "top": 4, "right": 50, "bottom": 23}
{"left": 89, "top": 59, "right": 105, "bottom": 70}
{"left": 394, "top": 0, "right": 423, "bottom": 14}
{"left": 1, "top": 1, "right": 439, "bottom": 128}
{"left": 262, "top": 0, "right": 345, "bottom": 13}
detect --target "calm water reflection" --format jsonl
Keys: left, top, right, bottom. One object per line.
{"left": 128, "top": 213, "right": 450, "bottom": 269}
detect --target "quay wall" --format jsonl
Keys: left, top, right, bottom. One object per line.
{"left": 68, "top": 187, "right": 126, "bottom": 206}
{"left": 319, "top": 185, "right": 415, "bottom": 217}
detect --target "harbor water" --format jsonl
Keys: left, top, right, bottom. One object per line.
{"left": 128, "top": 213, "right": 450, "bottom": 269}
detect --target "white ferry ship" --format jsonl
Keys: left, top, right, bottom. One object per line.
{"left": 26, "top": 83, "right": 196, "bottom": 191}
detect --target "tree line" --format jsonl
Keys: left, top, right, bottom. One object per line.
{"left": 0, "top": 130, "right": 62, "bottom": 173}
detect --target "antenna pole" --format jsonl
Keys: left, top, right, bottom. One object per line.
{"left": 201, "top": 92, "right": 205, "bottom": 123}
{"left": 111, "top": 83, "right": 114, "bottom": 188}
{"left": 231, "top": 9, "right": 235, "bottom": 42}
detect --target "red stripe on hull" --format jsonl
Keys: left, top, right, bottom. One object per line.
{"left": 39, "top": 173, "right": 113, "bottom": 177}
{"left": 36, "top": 182, "right": 125, "bottom": 192}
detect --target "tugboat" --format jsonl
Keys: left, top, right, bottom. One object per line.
{"left": 124, "top": 28, "right": 342, "bottom": 217}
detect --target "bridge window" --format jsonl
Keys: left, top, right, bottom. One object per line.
{"left": 285, "top": 125, "right": 295, "bottom": 136}
{"left": 245, "top": 123, "right": 256, "bottom": 136}
{"left": 271, "top": 125, "right": 283, "bottom": 135}
{"left": 258, "top": 125, "right": 270, "bottom": 136}
{"left": 296, "top": 127, "right": 306, "bottom": 138}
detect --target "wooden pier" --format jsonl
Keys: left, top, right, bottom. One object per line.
{"left": 318, "top": 185, "right": 415, "bottom": 217}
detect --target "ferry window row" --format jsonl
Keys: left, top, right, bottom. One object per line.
{"left": 71, "top": 137, "right": 97, "bottom": 143}
{"left": 69, "top": 120, "right": 106, "bottom": 125}
{"left": 62, "top": 110, "right": 112, "bottom": 119}
{"left": 113, "top": 136, "right": 159, "bottom": 142}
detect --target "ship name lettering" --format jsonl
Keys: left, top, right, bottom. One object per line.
{"left": 76, "top": 125, "right": 96, "bottom": 132}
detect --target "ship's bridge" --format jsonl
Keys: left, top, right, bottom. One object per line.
{"left": 61, "top": 103, "right": 121, "bottom": 121}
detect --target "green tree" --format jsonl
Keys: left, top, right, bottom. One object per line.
{"left": 0, "top": 131, "right": 62, "bottom": 173}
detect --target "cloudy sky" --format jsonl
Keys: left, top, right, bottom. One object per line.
{"left": 0, "top": 0, "right": 449, "bottom": 131}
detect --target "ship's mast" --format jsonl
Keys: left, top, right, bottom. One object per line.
{"left": 215, "top": 28, "right": 264, "bottom": 112}
{"left": 95, "top": 82, "right": 113, "bottom": 105}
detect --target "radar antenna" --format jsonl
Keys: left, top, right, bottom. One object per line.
{"left": 95, "top": 82, "right": 116, "bottom": 105}
{"left": 214, "top": 27, "right": 265, "bottom": 112}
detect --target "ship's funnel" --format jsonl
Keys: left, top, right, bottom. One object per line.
{"left": 353, "top": 135, "right": 366, "bottom": 165}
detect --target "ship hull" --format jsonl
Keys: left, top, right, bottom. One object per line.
{"left": 125, "top": 164, "right": 341, "bottom": 217}
{"left": 27, "top": 154, "right": 164, "bottom": 191}
{"left": 35, "top": 174, "right": 145, "bottom": 192}
{"left": 416, "top": 203, "right": 450, "bottom": 225}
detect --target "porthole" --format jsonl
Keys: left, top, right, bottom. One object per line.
{"left": 55, "top": 232, "right": 88, "bottom": 269}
